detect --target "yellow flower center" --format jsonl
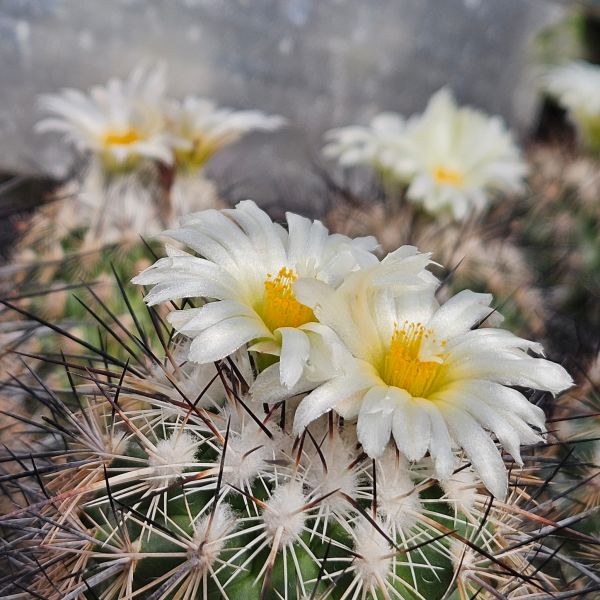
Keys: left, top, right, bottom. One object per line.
{"left": 259, "top": 267, "right": 315, "bottom": 332}
{"left": 175, "top": 136, "right": 221, "bottom": 171}
{"left": 382, "top": 322, "right": 447, "bottom": 398}
{"left": 103, "top": 128, "right": 142, "bottom": 146}
{"left": 433, "top": 166, "right": 464, "bottom": 187}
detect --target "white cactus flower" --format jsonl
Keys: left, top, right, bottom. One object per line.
{"left": 292, "top": 268, "right": 572, "bottom": 499}
{"left": 37, "top": 64, "right": 174, "bottom": 168}
{"left": 325, "top": 89, "right": 526, "bottom": 221}
{"left": 399, "top": 88, "right": 527, "bottom": 220}
{"left": 545, "top": 61, "right": 600, "bottom": 152}
{"left": 132, "top": 200, "right": 381, "bottom": 391}
{"left": 168, "top": 96, "right": 286, "bottom": 171}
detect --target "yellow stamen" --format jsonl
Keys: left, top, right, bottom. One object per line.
{"left": 259, "top": 267, "right": 315, "bottom": 332}
{"left": 433, "top": 166, "right": 463, "bottom": 187}
{"left": 103, "top": 128, "right": 142, "bottom": 146}
{"left": 175, "top": 136, "right": 221, "bottom": 171}
{"left": 382, "top": 322, "right": 447, "bottom": 398}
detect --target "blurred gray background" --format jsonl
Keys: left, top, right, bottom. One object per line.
{"left": 0, "top": 0, "right": 565, "bottom": 215}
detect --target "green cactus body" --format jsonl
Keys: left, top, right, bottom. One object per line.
{"left": 0, "top": 327, "right": 562, "bottom": 599}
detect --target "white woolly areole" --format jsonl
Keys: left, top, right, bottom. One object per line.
{"left": 221, "top": 418, "right": 281, "bottom": 488}
{"left": 263, "top": 483, "right": 307, "bottom": 547}
{"left": 376, "top": 450, "right": 422, "bottom": 531}
{"left": 305, "top": 434, "right": 358, "bottom": 515}
{"left": 223, "top": 431, "right": 271, "bottom": 488}
{"left": 148, "top": 432, "right": 198, "bottom": 488}
{"left": 189, "top": 504, "right": 236, "bottom": 571}
{"left": 353, "top": 518, "right": 392, "bottom": 589}
{"left": 104, "top": 428, "right": 129, "bottom": 458}
{"left": 442, "top": 466, "right": 479, "bottom": 512}
{"left": 450, "top": 538, "right": 476, "bottom": 576}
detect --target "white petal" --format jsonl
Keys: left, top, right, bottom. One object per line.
{"left": 293, "top": 370, "right": 374, "bottom": 434}
{"left": 439, "top": 390, "right": 525, "bottom": 465}
{"left": 164, "top": 243, "right": 192, "bottom": 258}
{"left": 187, "top": 316, "right": 267, "bottom": 363}
{"left": 333, "top": 390, "right": 364, "bottom": 420}
{"left": 450, "top": 356, "right": 573, "bottom": 395}
{"left": 160, "top": 226, "right": 240, "bottom": 270}
{"left": 377, "top": 247, "right": 437, "bottom": 289}
{"left": 223, "top": 200, "right": 287, "bottom": 267}
{"left": 392, "top": 399, "right": 431, "bottom": 461}
{"left": 448, "top": 328, "right": 542, "bottom": 357}
{"left": 278, "top": 327, "right": 311, "bottom": 389}
{"left": 248, "top": 339, "right": 281, "bottom": 355}
{"left": 442, "top": 405, "right": 508, "bottom": 499}
{"left": 179, "top": 209, "right": 257, "bottom": 265}
{"left": 428, "top": 290, "right": 493, "bottom": 337}
{"left": 293, "top": 278, "right": 336, "bottom": 312}
{"left": 286, "top": 212, "right": 328, "bottom": 268}
{"left": 168, "top": 307, "right": 205, "bottom": 332}
{"left": 500, "top": 411, "right": 545, "bottom": 447}
{"left": 168, "top": 300, "right": 258, "bottom": 336}
{"left": 142, "top": 281, "right": 228, "bottom": 306}
{"left": 420, "top": 401, "right": 456, "bottom": 480}
{"left": 458, "top": 380, "right": 546, "bottom": 431}
{"left": 132, "top": 256, "right": 237, "bottom": 304}
{"left": 394, "top": 287, "right": 438, "bottom": 325}
{"left": 250, "top": 363, "right": 317, "bottom": 404}
{"left": 294, "top": 279, "right": 360, "bottom": 356}
{"left": 300, "top": 322, "right": 352, "bottom": 377}
{"left": 357, "top": 386, "right": 399, "bottom": 458}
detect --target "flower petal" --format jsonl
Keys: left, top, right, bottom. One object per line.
{"left": 392, "top": 399, "right": 431, "bottom": 462}
{"left": 420, "top": 401, "right": 456, "bottom": 481}
{"left": 251, "top": 363, "right": 317, "bottom": 404}
{"left": 428, "top": 289, "right": 493, "bottom": 337}
{"left": 357, "top": 386, "right": 399, "bottom": 458}
{"left": 168, "top": 300, "right": 259, "bottom": 336}
{"left": 278, "top": 327, "right": 311, "bottom": 389}
{"left": 442, "top": 405, "right": 508, "bottom": 499}
{"left": 187, "top": 316, "right": 267, "bottom": 363}
{"left": 457, "top": 379, "right": 547, "bottom": 431}
{"left": 437, "top": 389, "right": 526, "bottom": 465}
{"left": 450, "top": 355, "right": 573, "bottom": 395}
{"left": 293, "top": 370, "right": 374, "bottom": 434}
{"left": 132, "top": 256, "right": 237, "bottom": 304}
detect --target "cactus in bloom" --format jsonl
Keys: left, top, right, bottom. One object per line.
{"left": 1, "top": 64, "right": 285, "bottom": 374}
{"left": 6, "top": 62, "right": 285, "bottom": 300}
{"left": 320, "top": 101, "right": 541, "bottom": 339}
{"left": 0, "top": 323, "right": 580, "bottom": 599}
{"left": 1, "top": 202, "right": 590, "bottom": 599}
{"left": 322, "top": 88, "right": 526, "bottom": 222}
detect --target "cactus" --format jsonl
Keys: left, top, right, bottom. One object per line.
{"left": 0, "top": 307, "right": 584, "bottom": 599}
{"left": 522, "top": 144, "right": 600, "bottom": 351}
{"left": 1, "top": 202, "right": 593, "bottom": 599}
{"left": 318, "top": 89, "right": 543, "bottom": 339}
{"left": 0, "top": 71, "right": 597, "bottom": 598}
{"left": 323, "top": 180, "right": 546, "bottom": 339}
{"left": 1, "top": 63, "right": 285, "bottom": 370}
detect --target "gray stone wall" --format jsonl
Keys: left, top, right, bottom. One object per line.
{"left": 0, "top": 0, "right": 565, "bottom": 213}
